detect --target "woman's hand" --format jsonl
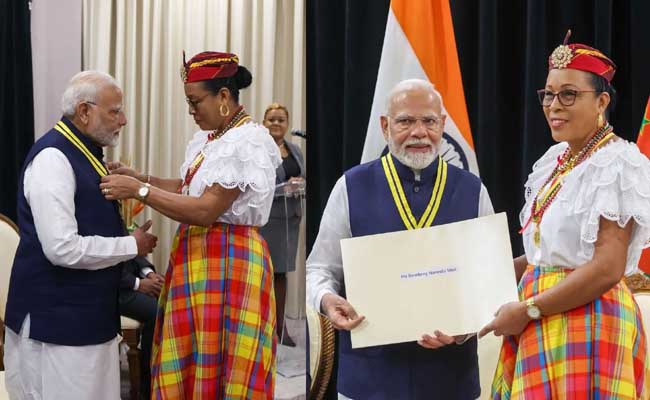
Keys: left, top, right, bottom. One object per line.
{"left": 478, "top": 301, "right": 531, "bottom": 338}
{"left": 100, "top": 174, "right": 142, "bottom": 200}
{"left": 284, "top": 177, "right": 305, "bottom": 197}
{"left": 107, "top": 161, "right": 145, "bottom": 181}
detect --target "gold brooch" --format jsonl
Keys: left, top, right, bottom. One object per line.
{"left": 550, "top": 44, "right": 573, "bottom": 69}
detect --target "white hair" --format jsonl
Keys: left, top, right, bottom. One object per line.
{"left": 384, "top": 79, "right": 445, "bottom": 114}
{"left": 384, "top": 79, "right": 444, "bottom": 170}
{"left": 61, "top": 71, "right": 119, "bottom": 117}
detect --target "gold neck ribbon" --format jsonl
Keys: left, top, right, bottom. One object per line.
{"left": 54, "top": 120, "right": 108, "bottom": 177}
{"left": 380, "top": 154, "right": 447, "bottom": 230}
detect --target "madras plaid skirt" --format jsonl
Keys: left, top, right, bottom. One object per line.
{"left": 491, "top": 265, "right": 650, "bottom": 400}
{"left": 151, "top": 223, "right": 276, "bottom": 399}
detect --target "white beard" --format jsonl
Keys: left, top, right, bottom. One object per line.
{"left": 387, "top": 133, "right": 438, "bottom": 170}
{"left": 92, "top": 127, "right": 119, "bottom": 147}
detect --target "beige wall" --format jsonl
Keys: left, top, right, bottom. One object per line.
{"left": 31, "top": 0, "right": 82, "bottom": 138}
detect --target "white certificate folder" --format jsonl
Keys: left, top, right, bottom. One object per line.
{"left": 341, "top": 212, "right": 519, "bottom": 349}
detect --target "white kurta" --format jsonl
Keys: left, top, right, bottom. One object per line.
{"left": 179, "top": 122, "right": 281, "bottom": 226}
{"left": 520, "top": 139, "right": 650, "bottom": 275}
{"left": 306, "top": 173, "right": 495, "bottom": 312}
{"left": 4, "top": 147, "right": 138, "bottom": 400}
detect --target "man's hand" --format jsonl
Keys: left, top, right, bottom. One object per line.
{"left": 288, "top": 177, "right": 305, "bottom": 186}
{"left": 321, "top": 293, "right": 365, "bottom": 330}
{"left": 132, "top": 220, "right": 157, "bottom": 256}
{"left": 146, "top": 271, "right": 165, "bottom": 285}
{"left": 138, "top": 276, "right": 162, "bottom": 297}
{"left": 417, "top": 330, "right": 461, "bottom": 349}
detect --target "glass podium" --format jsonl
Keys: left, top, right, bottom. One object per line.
{"left": 272, "top": 180, "right": 307, "bottom": 381}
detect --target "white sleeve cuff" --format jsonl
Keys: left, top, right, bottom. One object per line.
{"left": 126, "top": 236, "right": 138, "bottom": 256}
{"left": 316, "top": 288, "right": 337, "bottom": 313}
{"left": 133, "top": 277, "right": 140, "bottom": 291}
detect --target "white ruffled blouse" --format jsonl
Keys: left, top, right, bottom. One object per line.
{"left": 521, "top": 139, "right": 650, "bottom": 276}
{"left": 179, "top": 122, "right": 282, "bottom": 226}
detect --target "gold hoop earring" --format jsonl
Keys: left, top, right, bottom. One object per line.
{"left": 597, "top": 113, "right": 604, "bottom": 128}
{"left": 220, "top": 104, "right": 229, "bottom": 117}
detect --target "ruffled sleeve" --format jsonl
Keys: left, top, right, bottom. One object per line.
{"left": 559, "top": 140, "right": 650, "bottom": 271}
{"left": 197, "top": 122, "right": 282, "bottom": 216}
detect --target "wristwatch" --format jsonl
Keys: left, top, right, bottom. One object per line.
{"left": 136, "top": 183, "right": 151, "bottom": 201}
{"left": 525, "top": 297, "right": 542, "bottom": 320}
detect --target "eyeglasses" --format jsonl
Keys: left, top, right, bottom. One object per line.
{"left": 389, "top": 115, "right": 443, "bottom": 131}
{"left": 185, "top": 93, "right": 211, "bottom": 110}
{"left": 536, "top": 89, "right": 598, "bottom": 107}
{"left": 85, "top": 101, "right": 124, "bottom": 117}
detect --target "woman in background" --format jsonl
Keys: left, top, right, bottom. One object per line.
{"left": 260, "top": 103, "right": 305, "bottom": 347}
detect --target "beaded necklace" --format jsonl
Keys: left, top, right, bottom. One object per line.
{"left": 520, "top": 123, "right": 615, "bottom": 246}
{"left": 180, "top": 107, "right": 251, "bottom": 194}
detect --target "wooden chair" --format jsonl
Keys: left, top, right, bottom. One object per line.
{"left": 307, "top": 305, "right": 335, "bottom": 400}
{"left": 0, "top": 214, "right": 19, "bottom": 399}
{"left": 0, "top": 371, "right": 9, "bottom": 400}
{"left": 0, "top": 214, "right": 20, "bottom": 372}
{"left": 121, "top": 316, "right": 143, "bottom": 400}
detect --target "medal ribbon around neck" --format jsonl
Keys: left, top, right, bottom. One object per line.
{"left": 54, "top": 120, "right": 108, "bottom": 177}
{"left": 54, "top": 119, "right": 125, "bottom": 217}
{"left": 381, "top": 153, "right": 447, "bottom": 230}
{"left": 180, "top": 112, "right": 252, "bottom": 194}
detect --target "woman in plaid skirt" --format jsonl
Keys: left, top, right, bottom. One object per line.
{"left": 479, "top": 32, "right": 650, "bottom": 399}
{"left": 102, "top": 51, "right": 281, "bottom": 399}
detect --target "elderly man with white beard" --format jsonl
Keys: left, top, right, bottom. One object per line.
{"left": 4, "top": 71, "right": 157, "bottom": 400}
{"left": 306, "top": 79, "right": 494, "bottom": 400}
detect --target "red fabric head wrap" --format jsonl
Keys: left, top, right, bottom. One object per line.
{"left": 181, "top": 51, "right": 239, "bottom": 83}
{"left": 548, "top": 30, "right": 616, "bottom": 83}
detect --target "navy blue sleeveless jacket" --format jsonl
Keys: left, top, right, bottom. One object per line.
{"left": 5, "top": 117, "right": 126, "bottom": 345}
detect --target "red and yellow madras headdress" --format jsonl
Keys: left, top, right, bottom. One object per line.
{"left": 548, "top": 30, "right": 617, "bottom": 83}
{"left": 181, "top": 51, "right": 239, "bottom": 83}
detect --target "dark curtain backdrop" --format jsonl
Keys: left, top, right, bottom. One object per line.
{"left": 0, "top": 0, "right": 34, "bottom": 222}
{"left": 307, "top": 0, "right": 650, "bottom": 255}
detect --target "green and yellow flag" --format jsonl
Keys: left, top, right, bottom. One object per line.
{"left": 636, "top": 96, "right": 650, "bottom": 274}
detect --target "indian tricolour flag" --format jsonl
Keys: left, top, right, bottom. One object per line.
{"left": 362, "top": 0, "right": 478, "bottom": 175}
{"left": 636, "top": 96, "right": 650, "bottom": 274}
